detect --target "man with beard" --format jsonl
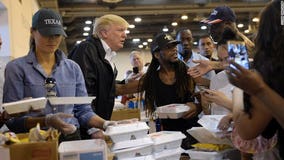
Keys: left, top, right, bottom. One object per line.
{"left": 116, "top": 33, "right": 202, "bottom": 150}
{"left": 201, "top": 5, "right": 254, "bottom": 56}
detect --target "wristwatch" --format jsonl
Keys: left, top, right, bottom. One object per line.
{"left": 87, "top": 127, "right": 100, "bottom": 135}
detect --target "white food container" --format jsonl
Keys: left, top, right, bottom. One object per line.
{"left": 105, "top": 121, "right": 149, "bottom": 143}
{"left": 58, "top": 139, "right": 107, "bottom": 160}
{"left": 153, "top": 147, "right": 183, "bottom": 160}
{"left": 2, "top": 97, "right": 47, "bottom": 114}
{"left": 187, "top": 149, "right": 240, "bottom": 160}
{"left": 156, "top": 104, "right": 190, "bottom": 119}
{"left": 48, "top": 96, "right": 95, "bottom": 105}
{"left": 149, "top": 131, "right": 186, "bottom": 153}
{"left": 120, "top": 155, "right": 154, "bottom": 160}
{"left": 113, "top": 144, "right": 152, "bottom": 159}
{"left": 111, "top": 137, "right": 153, "bottom": 151}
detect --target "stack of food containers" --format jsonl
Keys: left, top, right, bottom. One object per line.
{"left": 104, "top": 119, "right": 153, "bottom": 159}
{"left": 187, "top": 115, "right": 240, "bottom": 160}
{"left": 149, "top": 131, "right": 185, "bottom": 160}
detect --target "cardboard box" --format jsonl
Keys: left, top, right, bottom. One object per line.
{"left": 111, "top": 108, "right": 140, "bottom": 121}
{"left": 2, "top": 133, "right": 58, "bottom": 160}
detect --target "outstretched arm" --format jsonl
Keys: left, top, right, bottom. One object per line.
{"left": 188, "top": 60, "right": 225, "bottom": 78}
{"left": 227, "top": 61, "right": 284, "bottom": 128}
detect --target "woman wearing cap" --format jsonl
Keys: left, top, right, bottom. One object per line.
{"left": 3, "top": 8, "right": 112, "bottom": 141}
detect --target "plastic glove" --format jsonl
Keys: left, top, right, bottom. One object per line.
{"left": 103, "top": 120, "right": 117, "bottom": 130}
{"left": 45, "top": 113, "right": 76, "bottom": 135}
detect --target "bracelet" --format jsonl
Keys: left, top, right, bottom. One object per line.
{"left": 87, "top": 127, "right": 100, "bottom": 135}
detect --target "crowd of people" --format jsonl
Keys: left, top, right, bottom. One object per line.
{"left": 0, "top": 1, "right": 283, "bottom": 159}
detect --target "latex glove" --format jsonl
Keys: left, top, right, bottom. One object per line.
{"left": 45, "top": 113, "right": 76, "bottom": 135}
{"left": 103, "top": 120, "right": 117, "bottom": 130}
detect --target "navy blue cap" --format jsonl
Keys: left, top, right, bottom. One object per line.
{"left": 32, "top": 8, "right": 67, "bottom": 37}
{"left": 202, "top": 6, "right": 236, "bottom": 24}
{"left": 151, "top": 33, "right": 180, "bottom": 53}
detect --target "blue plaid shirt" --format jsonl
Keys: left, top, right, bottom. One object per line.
{"left": 3, "top": 50, "right": 96, "bottom": 133}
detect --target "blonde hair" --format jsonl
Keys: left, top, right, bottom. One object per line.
{"left": 93, "top": 14, "right": 129, "bottom": 38}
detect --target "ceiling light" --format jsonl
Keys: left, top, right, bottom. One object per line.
{"left": 200, "top": 25, "right": 207, "bottom": 30}
{"left": 85, "top": 20, "right": 92, "bottom": 24}
{"left": 147, "top": 38, "right": 153, "bottom": 42}
{"left": 76, "top": 40, "right": 82, "bottom": 44}
{"left": 162, "top": 26, "right": 169, "bottom": 32}
{"left": 244, "top": 29, "right": 250, "bottom": 34}
{"left": 102, "top": 0, "right": 122, "bottom": 3}
{"left": 142, "top": 42, "right": 148, "bottom": 45}
{"left": 138, "top": 45, "right": 143, "bottom": 49}
{"left": 133, "top": 38, "right": 140, "bottom": 42}
{"left": 237, "top": 23, "right": 244, "bottom": 28}
{"left": 125, "top": 30, "right": 130, "bottom": 34}
{"left": 83, "top": 32, "right": 89, "bottom": 36}
{"left": 171, "top": 22, "right": 178, "bottom": 26}
{"left": 134, "top": 17, "right": 142, "bottom": 22}
{"left": 193, "top": 42, "right": 198, "bottom": 45}
{"left": 129, "top": 24, "right": 135, "bottom": 29}
{"left": 252, "top": 17, "right": 259, "bottom": 22}
{"left": 181, "top": 15, "right": 188, "bottom": 20}
{"left": 83, "top": 26, "right": 91, "bottom": 31}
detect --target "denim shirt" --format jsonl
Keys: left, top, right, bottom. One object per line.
{"left": 3, "top": 50, "right": 96, "bottom": 133}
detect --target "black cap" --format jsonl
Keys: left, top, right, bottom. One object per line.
{"left": 32, "top": 8, "right": 67, "bottom": 37}
{"left": 201, "top": 6, "right": 236, "bottom": 24}
{"left": 151, "top": 33, "right": 180, "bottom": 53}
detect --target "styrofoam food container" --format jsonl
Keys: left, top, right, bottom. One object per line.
{"left": 153, "top": 147, "right": 183, "bottom": 160}
{"left": 105, "top": 121, "right": 149, "bottom": 143}
{"left": 149, "top": 131, "right": 186, "bottom": 153}
{"left": 120, "top": 155, "right": 154, "bottom": 160}
{"left": 58, "top": 139, "right": 107, "bottom": 160}
{"left": 113, "top": 144, "right": 152, "bottom": 159}
{"left": 187, "top": 149, "right": 237, "bottom": 160}
{"left": 2, "top": 97, "right": 47, "bottom": 114}
{"left": 111, "top": 137, "right": 153, "bottom": 151}
{"left": 156, "top": 104, "right": 190, "bottom": 119}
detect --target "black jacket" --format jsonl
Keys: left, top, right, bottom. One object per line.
{"left": 69, "top": 36, "right": 117, "bottom": 120}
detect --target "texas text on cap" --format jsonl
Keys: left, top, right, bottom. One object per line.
{"left": 151, "top": 33, "right": 180, "bottom": 53}
{"left": 32, "top": 8, "right": 67, "bottom": 37}
{"left": 201, "top": 5, "right": 236, "bottom": 24}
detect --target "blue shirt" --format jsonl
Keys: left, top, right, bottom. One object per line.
{"left": 3, "top": 50, "right": 96, "bottom": 133}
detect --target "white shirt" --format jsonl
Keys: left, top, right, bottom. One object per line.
{"left": 100, "top": 39, "right": 116, "bottom": 71}
{"left": 210, "top": 70, "right": 234, "bottom": 115}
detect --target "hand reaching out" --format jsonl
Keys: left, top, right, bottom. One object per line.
{"left": 45, "top": 113, "right": 76, "bottom": 135}
{"left": 182, "top": 102, "right": 199, "bottom": 119}
{"left": 217, "top": 114, "right": 233, "bottom": 131}
{"left": 227, "top": 61, "right": 266, "bottom": 96}
{"left": 201, "top": 89, "right": 232, "bottom": 109}
{"left": 187, "top": 60, "right": 212, "bottom": 78}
